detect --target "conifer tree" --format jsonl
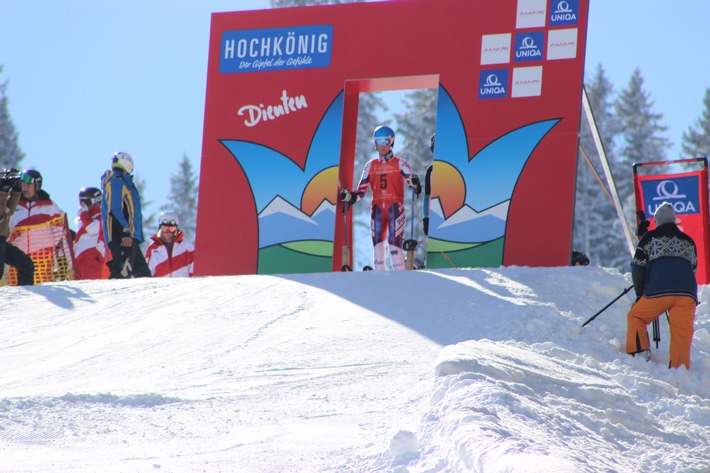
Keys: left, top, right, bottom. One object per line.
{"left": 610, "top": 68, "right": 670, "bottom": 268}
{"left": 0, "top": 66, "right": 25, "bottom": 170}
{"left": 681, "top": 88, "right": 710, "bottom": 160}
{"left": 394, "top": 88, "right": 437, "bottom": 240}
{"left": 395, "top": 88, "right": 437, "bottom": 172}
{"left": 133, "top": 174, "right": 155, "bottom": 250}
{"left": 614, "top": 68, "right": 670, "bottom": 191}
{"left": 574, "top": 64, "right": 624, "bottom": 268}
{"left": 161, "top": 154, "right": 198, "bottom": 242}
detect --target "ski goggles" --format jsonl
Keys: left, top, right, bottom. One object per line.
{"left": 20, "top": 173, "right": 35, "bottom": 184}
{"left": 161, "top": 225, "right": 177, "bottom": 233}
{"left": 374, "top": 137, "right": 392, "bottom": 146}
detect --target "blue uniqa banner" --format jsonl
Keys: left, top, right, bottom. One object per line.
{"left": 639, "top": 175, "right": 700, "bottom": 216}
{"left": 478, "top": 69, "right": 508, "bottom": 99}
{"left": 220, "top": 25, "right": 333, "bottom": 74}
{"left": 549, "top": 0, "right": 580, "bottom": 26}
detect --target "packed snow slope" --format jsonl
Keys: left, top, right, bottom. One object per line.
{"left": 1, "top": 266, "right": 709, "bottom": 473}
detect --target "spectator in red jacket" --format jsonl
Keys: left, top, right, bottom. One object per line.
{"left": 145, "top": 211, "right": 194, "bottom": 278}
{"left": 73, "top": 187, "right": 109, "bottom": 280}
{"left": 9, "top": 169, "right": 66, "bottom": 283}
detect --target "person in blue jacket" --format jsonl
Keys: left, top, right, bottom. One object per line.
{"left": 100, "top": 151, "right": 151, "bottom": 279}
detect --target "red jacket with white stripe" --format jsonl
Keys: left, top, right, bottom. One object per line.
{"left": 9, "top": 190, "right": 65, "bottom": 253}
{"left": 73, "top": 205, "right": 107, "bottom": 260}
{"left": 145, "top": 230, "right": 194, "bottom": 278}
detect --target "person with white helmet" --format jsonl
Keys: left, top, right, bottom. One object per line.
{"left": 100, "top": 151, "right": 151, "bottom": 279}
{"left": 145, "top": 211, "right": 195, "bottom": 278}
{"left": 73, "top": 187, "right": 108, "bottom": 279}
{"left": 340, "top": 125, "right": 421, "bottom": 271}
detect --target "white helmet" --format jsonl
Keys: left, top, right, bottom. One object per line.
{"left": 159, "top": 211, "right": 179, "bottom": 227}
{"left": 112, "top": 151, "right": 134, "bottom": 174}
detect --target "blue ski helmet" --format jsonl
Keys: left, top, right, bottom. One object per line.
{"left": 373, "top": 125, "right": 395, "bottom": 148}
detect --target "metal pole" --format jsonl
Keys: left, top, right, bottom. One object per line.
{"left": 581, "top": 87, "right": 636, "bottom": 255}
{"left": 581, "top": 285, "right": 634, "bottom": 327}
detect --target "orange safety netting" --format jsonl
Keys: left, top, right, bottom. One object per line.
{"left": 2, "top": 214, "right": 76, "bottom": 286}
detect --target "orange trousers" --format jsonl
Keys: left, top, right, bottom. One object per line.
{"left": 626, "top": 295, "right": 696, "bottom": 369}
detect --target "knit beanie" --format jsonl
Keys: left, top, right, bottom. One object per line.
{"left": 654, "top": 202, "right": 675, "bottom": 226}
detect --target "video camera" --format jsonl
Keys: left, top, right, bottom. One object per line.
{"left": 1, "top": 168, "right": 22, "bottom": 191}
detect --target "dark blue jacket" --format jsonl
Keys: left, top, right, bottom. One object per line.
{"left": 100, "top": 169, "right": 144, "bottom": 245}
{"left": 630, "top": 223, "right": 697, "bottom": 302}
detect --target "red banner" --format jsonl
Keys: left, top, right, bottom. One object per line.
{"left": 633, "top": 159, "right": 709, "bottom": 284}
{"left": 196, "top": 0, "right": 590, "bottom": 275}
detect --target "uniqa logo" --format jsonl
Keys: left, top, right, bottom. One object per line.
{"left": 238, "top": 90, "right": 308, "bottom": 127}
{"left": 649, "top": 180, "right": 697, "bottom": 214}
{"left": 481, "top": 74, "right": 506, "bottom": 94}
{"left": 653, "top": 180, "right": 686, "bottom": 200}
{"left": 551, "top": 0, "right": 577, "bottom": 21}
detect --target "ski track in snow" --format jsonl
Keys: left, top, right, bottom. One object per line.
{"left": 1, "top": 266, "right": 709, "bottom": 472}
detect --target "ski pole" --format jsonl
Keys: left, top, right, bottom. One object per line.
{"left": 409, "top": 187, "right": 416, "bottom": 240}
{"left": 581, "top": 284, "right": 634, "bottom": 327}
{"left": 403, "top": 188, "right": 418, "bottom": 270}
{"left": 341, "top": 200, "right": 351, "bottom": 271}
{"left": 652, "top": 317, "right": 660, "bottom": 348}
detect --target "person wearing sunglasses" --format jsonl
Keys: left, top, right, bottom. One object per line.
{"left": 73, "top": 187, "right": 109, "bottom": 280}
{"left": 145, "top": 211, "right": 194, "bottom": 278}
{"left": 8, "top": 168, "right": 66, "bottom": 283}
{"left": 100, "top": 151, "right": 151, "bottom": 279}
{"left": 0, "top": 168, "right": 35, "bottom": 285}
{"left": 340, "top": 125, "right": 421, "bottom": 271}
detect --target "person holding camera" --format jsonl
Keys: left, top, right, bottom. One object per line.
{"left": 9, "top": 168, "right": 66, "bottom": 283}
{"left": 0, "top": 169, "right": 35, "bottom": 285}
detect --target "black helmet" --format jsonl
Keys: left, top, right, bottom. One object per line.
{"left": 570, "top": 250, "right": 590, "bottom": 266}
{"left": 20, "top": 169, "right": 43, "bottom": 192}
{"left": 79, "top": 186, "right": 102, "bottom": 207}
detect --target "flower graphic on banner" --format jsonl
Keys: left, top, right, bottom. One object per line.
{"left": 221, "top": 86, "right": 560, "bottom": 271}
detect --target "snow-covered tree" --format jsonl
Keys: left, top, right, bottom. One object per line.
{"left": 395, "top": 88, "right": 437, "bottom": 172}
{"left": 574, "top": 64, "right": 625, "bottom": 268}
{"left": 393, "top": 88, "right": 437, "bottom": 240}
{"left": 133, "top": 174, "right": 155, "bottom": 250}
{"left": 161, "top": 154, "right": 198, "bottom": 243}
{"left": 681, "top": 87, "right": 710, "bottom": 160}
{"left": 0, "top": 66, "right": 25, "bottom": 170}
{"left": 614, "top": 68, "right": 670, "bottom": 192}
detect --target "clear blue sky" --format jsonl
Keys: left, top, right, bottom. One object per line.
{"left": 1, "top": 0, "right": 708, "bottom": 231}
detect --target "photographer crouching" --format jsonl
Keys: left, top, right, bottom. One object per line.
{"left": 0, "top": 168, "right": 34, "bottom": 285}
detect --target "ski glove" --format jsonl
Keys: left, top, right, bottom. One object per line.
{"left": 410, "top": 175, "right": 422, "bottom": 197}
{"left": 636, "top": 211, "right": 650, "bottom": 237}
{"left": 340, "top": 188, "right": 357, "bottom": 206}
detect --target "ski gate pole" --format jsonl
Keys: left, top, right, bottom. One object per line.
{"left": 403, "top": 188, "right": 418, "bottom": 270}
{"left": 582, "top": 284, "right": 634, "bottom": 327}
{"left": 341, "top": 201, "right": 352, "bottom": 271}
